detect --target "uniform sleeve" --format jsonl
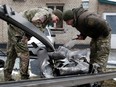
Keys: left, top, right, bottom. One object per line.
{"left": 23, "top": 8, "right": 51, "bottom": 32}
{"left": 31, "top": 8, "right": 51, "bottom": 32}
{"left": 84, "top": 16, "right": 110, "bottom": 37}
{"left": 31, "top": 8, "right": 50, "bottom": 23}
{"left": 23, "top": 8, "right": 50, "bottom": 23}
{"left": 22, "top": 8, "right": 39, "bottom": 22}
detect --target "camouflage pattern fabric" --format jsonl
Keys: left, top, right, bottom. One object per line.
{"left": 4, "top": 7, "right": 52, "bottom": 81}
{"left": 90, "top": 31, "right": 111, "bottom": 73}
{"left": 22, "top": 7, "right": 52, "bottom": 32}
{"left": 4, "top": 25, "right": 29, "bottom": 81}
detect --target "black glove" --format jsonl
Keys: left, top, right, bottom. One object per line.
{"left": 0, "top": 59, "right": 5, "bottom": 68}
{"left": 25, "top": 33, "right": 32, "bottom": 41}
{"left": 16, "top": 36, "right": 22, "bottom": 42}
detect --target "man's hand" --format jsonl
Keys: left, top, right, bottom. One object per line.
{"left": 72, "top": 35, "right": 84, "bottom": 40}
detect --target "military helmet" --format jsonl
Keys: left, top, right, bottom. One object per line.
{"left": 52, "top": 9, "right": 63, "bottom": 21}
{"left": 63, "top": 10, "right": 74, "bottom": 21}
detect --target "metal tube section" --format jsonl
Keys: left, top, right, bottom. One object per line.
{"left": 0, "top": 71, "right": 116, "bottom": 87}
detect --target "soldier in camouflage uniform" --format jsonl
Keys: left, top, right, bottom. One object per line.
{"left": 4, "top": 7, "right": 62, "bottom": 81}
{"left": 63, "top": 6, "right": 111, "bottom": 73}
{"left": 63, "top": 6, "right": 111, "bottom": 87}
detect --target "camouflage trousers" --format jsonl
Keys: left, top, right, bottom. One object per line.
{"left": 4, "top": 36, "right": 29, "bottom": 81}
{"left": 90, "top": 32, "right": 111, "bottom": 73}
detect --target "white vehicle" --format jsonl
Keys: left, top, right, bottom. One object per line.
{"left": 28, "top": 26, "right": 56, "bottom": 55}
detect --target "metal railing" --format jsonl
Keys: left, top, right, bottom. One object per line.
{"left": 0, "top": 71, "right": 116, "bottom": 87}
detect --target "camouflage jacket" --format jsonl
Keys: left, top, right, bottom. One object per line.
{"left": 72, "top": 7, "right": 111, "bottom": 39}
{"left": 22, "top": 7, "right": 52, "bottom": 30}
{"left": 8, "top": 7, "right": 52, "bottom": 41}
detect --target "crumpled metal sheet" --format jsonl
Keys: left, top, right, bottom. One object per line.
{"left": 42, "top": 59, "right": 54, "bottom": 78}
{"left": 53, "top": 46, "right": 90, "bottom": 75}
{"left": 57, "top": 60, "right": 89, "bottom": 75}
{"left": 39, "top": 46, "right": 90, "bottom": 77}
{"left": 36, "top": 47, "right": 54, "bottom": 78}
